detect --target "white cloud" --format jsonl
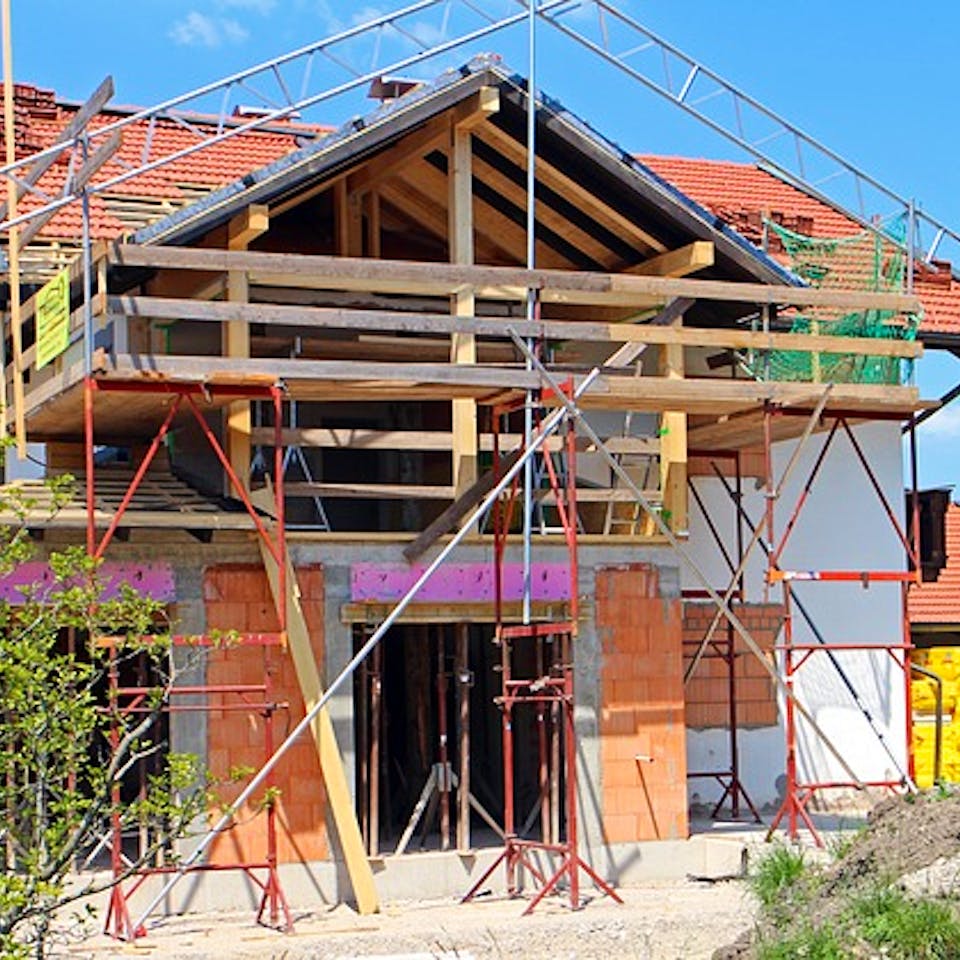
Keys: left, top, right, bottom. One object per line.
{"left": 919, "top": 403, "right": 960, "bottom": 439}
{"left": 408, "top": 18, "right": 446, "bottom": 48}
{"left": 311, "top": 0, "right": 344, "bottom": 33}
{"left": 351, "top": 6, "right": 386, "bottom": 28}
{"left": 216, "top": 0, "right": 276, "bottom": 11}
{"left": 221, "top": 18, "right": 251, "bottom": 43}
{"left": 169, "top": 11, "right": 249, "bottom": 47}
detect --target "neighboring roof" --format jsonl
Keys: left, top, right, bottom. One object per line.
{"left": 1, "top": 82, "right": 322, "bottom": 242}
{"left": 641, "top": 155, "right": 960, "bottom": 341}
{"left": 132, "top": 56, "right": 796, "bottom": 296}
{"left": 909, "top": 502, "right": 960, "bottom": 625}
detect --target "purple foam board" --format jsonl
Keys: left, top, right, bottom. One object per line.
{"left": 351, "top": 562, "right": 571, "bottom": 602}
{"left": 0, "top": 562, "right": 176, "bottom": 604}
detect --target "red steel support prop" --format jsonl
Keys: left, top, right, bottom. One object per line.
{"left": 463, "top": 380, "right": 620, "bottom": 914}
{"left": 103, "top": 636, "right": 294, "bottom": 938}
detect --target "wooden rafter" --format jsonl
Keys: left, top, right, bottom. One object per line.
{"left": 395, "top": 160, "right": 573, "bottom": 270}
{"left": 477, "top": 122, "right": 666, "bottom": 255}
{"left": 470, "top": 153, "right": 616, "bottom": 270}
{"left": 630, "top": 241, "right": 714, "bottom": 278}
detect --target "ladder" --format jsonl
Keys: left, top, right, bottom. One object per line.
{"left": 602, "top": 349, "right": 657, "bottom": 536}
{"left": 251, "top": 337, "right": 331, "bottom": 531}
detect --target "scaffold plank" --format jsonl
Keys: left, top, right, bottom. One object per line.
{"left": 108, "top": 245, "right": 923, "bottom": 313}
{"left": 107, "top": 295, "right": 923, "bottom": 359}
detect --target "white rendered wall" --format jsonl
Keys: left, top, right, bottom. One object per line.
{"left": 684, "top": 421, "right": 908, "bottom": 809}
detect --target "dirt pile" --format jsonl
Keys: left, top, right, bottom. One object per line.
{"left": 827, "top": 790, "right": 960, "bottom": 890}
{"left": 715, "top": 789, "right": 960, "bottom": 960}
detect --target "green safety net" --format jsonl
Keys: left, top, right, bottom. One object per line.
{"left": 753, "top": 215, "right": 920, "bottom": 385}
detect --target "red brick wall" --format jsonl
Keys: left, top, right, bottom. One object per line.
{"left": 683, "top": 602, "right": 783, "bottom": 729}
{"left": 203, "top": 564, "right": 329, "bottom": 865}
{"left": 596, "top": 564, "right": 687, "bottom": 842}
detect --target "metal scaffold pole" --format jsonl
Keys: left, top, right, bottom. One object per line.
{"left": 521, "top": 0, "right": 538, "bottom": 625}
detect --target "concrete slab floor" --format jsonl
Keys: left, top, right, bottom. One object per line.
{"left": 66, "top": 879, "right": 757, "bottom": 960}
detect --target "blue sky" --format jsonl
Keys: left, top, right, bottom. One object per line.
{"left": 11, "top": 1, "right": 960, "bottom": 488}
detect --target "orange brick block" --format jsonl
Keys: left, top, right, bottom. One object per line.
{"left": 203, "top": 563, "right": 329, "bottom": 867}
{"left": 598, "top": 565, "right": 687, "bottom": 842}
{"left": 603, "top": 813, "right": 639, "bottom": 844}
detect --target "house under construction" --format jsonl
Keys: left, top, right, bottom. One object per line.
{"left": 2, "top": 4, "right": 957, "bottom": 934}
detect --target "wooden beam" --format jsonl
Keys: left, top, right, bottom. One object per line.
{"left": 284, "top": 482, "right": 455, "bottom": 499}
{"left": 228, "top": 203, "right": 269, "bottom": 249}
{"left": 0, "top": 75, "right": 114, "bottom": 221}
{"left": 2, "top": 0, "right": 21, "bottom": 453}
{"left": 248, "top": 427, "right": 659, "bottom": 455}
{"left": 334, "top": 180, "right": 363, "bottom": 257}
{"left": 449, "top": 121, "right": 478, "bottom": 497}
{"left": 341, "top": 601, "right": 571, "bottom": 625}
{"left": 659, "top": 310, "right": 688, "bottom": 535}
{"left": 471, "top": 153, "right": 615, "bottom": 269}
{"left": 98, "top": 352, "right": 925, "bottom": 416}
{"left": 629, "top": 241, "right": 714, "bottom": 278}
{"left": 224, "top": 204, "right": 269, "bottom": 492}
{"left": 111, "top": 296, "right": 923, "bottom": 359}
{"left": 258, "top": 543, "right": 379, "bottom": 915}
{"left": 279, "top": 480, "right": 662, "bottom": 502}
{"left": 347, "top": 87, "right": 499, "bottom": 195}
{"left": 252, "top": 333, "right": 515, "bottom": 364}
{"left": 397, "top": 160, "right": 573, "bottom": 270}
{"left": 478, "top": 123, "right": 666, "bottom": 255}
{"left": 377, "top": 180, "right": 517, "bottom": 265}
{"left": 110, "top": 245, "right": 923, "bottom": 313}
{"left": 18, "top": 131, "right": 123, "bottom": 250}
{"left": 366, "top": 191, "right": 381, "bottom": 259}
{"left": 602, "top": 296, "right": 695, "bottom": 366}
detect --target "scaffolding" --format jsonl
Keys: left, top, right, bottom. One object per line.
{"left": 0, "top": 0, "right": 946, "bottom": 938}
{"left": 461, "top": 378, "right": 621, "bottom": 912}
{"left": 102, "top": 635, "right": 293, "bottom": 939}
{"left": 81, "top": 373, "right": 296, "bottom": 938}
{"left": 762, "top": 407, "right": 919, "bottom": 844}
{"left": 683, "top": 450, "right": 763, "bottom": 824}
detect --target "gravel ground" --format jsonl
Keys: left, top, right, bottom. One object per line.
{"left": 64, "top": 879, "right": 757, "bottom": 960}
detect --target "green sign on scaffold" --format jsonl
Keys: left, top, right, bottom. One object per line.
{"left": 35, "top": 269, "right": 70, "bottom": 369}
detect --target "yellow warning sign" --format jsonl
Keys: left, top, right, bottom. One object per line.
{"left": 35, "top": 269, "right": 70, "bottom": 369}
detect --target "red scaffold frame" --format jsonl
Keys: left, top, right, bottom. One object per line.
{"left": 762, "top": 405, "right": 919, "bottom": 846}
{"left": 684, "top": 449, "right": 763, "bottom": 824}
{"left": 82, "top": 375, "right": 296, "bottom": 936}
{"left": 101, "top": 634, "right": 293, "bottom": 940}
{"left": 462, "top": 376, "right": 622, "bottom": 914}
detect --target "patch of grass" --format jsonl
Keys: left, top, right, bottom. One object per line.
{"left": 750, "top": 844, "right": 808, "bottom": 909}
{"left": 850, "top": 886, "right": 960, "bottom": 960}
{"left": 825, "top": 826, "right": 863, "bottom": 863}
{"left": 756, "top": 922, "right": 846, "bottom": 960}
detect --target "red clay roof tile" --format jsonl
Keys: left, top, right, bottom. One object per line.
{"left": 909, "top": 503, "right": 960, "bottom": 624}
{"left": 641, "top": 156, "right": 960, "bottom": 338}
{"left": 2, "top": 85, "right": 321, "bottom": 241}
